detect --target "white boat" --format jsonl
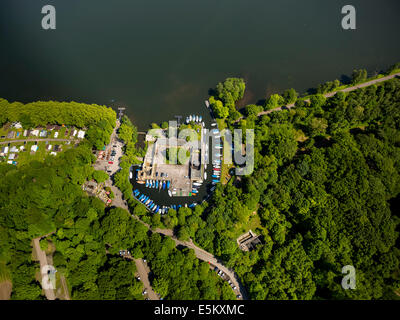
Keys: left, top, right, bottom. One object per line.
{"left": 189, "top": 115, "right": 192, "bottom": 121}
{"left": 193, "top": 182, "right": 202, "bottom": 187}
{"left": 168, "top": 190, "right": 172, "bottom": 197}
{"left": 215, "top": 146, "right": 223, "bottom": 149}
{"left": 205, "top": 164, "right": 207, "bottom": 169}
{"left": 195, "top": 115, "right": 199, "bottom": 122}
{"left": 202, "top": 121, "right": 205, "bottom": 127}
{"left": 186, "top": 117, "right": 189, "bottom": 124}
{"left": 204, "top": 172, "right": 207, "bottom": 180}
{"left": 211, "top": 123, "right": 217, "bottom": 127}
{"left": 199, "top": 116, "right": 202, "bottom": 122}
{"left": 129, "top": 172, "right": 132, "bottom": 179}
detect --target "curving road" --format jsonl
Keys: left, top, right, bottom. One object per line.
{"left": 106, "top": 125, "right": 248, "bottom": 300}
{"left": 235, "top": 72, "right": 400, "bottom": 123}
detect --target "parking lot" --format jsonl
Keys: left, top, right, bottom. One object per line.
{"left": 210, "top": 263, "right": 242, "bottom": 300}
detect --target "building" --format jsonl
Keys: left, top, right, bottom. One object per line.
{"left": 12, "top": 122, "right": 22, "bottom": 129}
{"left": 10, "top": 146, "right": 19, "bottom": 153}
{"left": 46, "top": 144, "right": 52, "bottom": 151}
{"left": 7, "top": 131, "right": 15, "bottom": 139}
{"left": 39, "top": 130, "right": 47, "bottom": 138}
{"left": 23, "top": 130, "right": 28, "bottom": 137}
{"left": 8, "top": 153, "right": 16, "bottom": 160}
{"left": 31, "top": 145, "right": 38, "bottom": 152}
{"left": 77, "top": 130, "right": 85, "bottom": 139}
{"left": 31, "top": 130, "right": 39, "bottom": 137}
{"left": 1, "top": 146, "right": 9, "bottom": 154}
{"left": 54, "top": 145, "right": 61, "bottom": 152}
{"left": 237, "top": 230, "right": 262, "bottom": 251}
{"left": 54, "top": 132, "right": 59, "bottom": 138}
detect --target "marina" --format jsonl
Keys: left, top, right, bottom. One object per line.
{"left": 130, "top": 107, "right": 225, "bottom": 210}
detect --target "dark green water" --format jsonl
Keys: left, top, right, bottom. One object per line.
{"left": 1, "top": 0, "right": 399, "bottom": 130}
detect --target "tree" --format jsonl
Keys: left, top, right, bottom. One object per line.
{"left": 282, "top": 88, "right": 298, "bottom": 104}
{"left": 351, "top": 69, "right": 368, "bottom": 85}
{"left": 265, "top": 94, "right": 284, "bottom": 110}
{"left": 310, "top": 94, "right": 326, "bottom": 109}
{"left": 209, "top": 97, "right": 229, "bottom": 119}
{"left": 92, "top": 170, "right": 109, "bottom": 183}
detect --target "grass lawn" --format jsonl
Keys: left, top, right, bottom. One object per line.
{"left": 227, "top": 212, "right": 266, "bottom": 240}
{"left": 1, "top": 140, "right": 75, "bottom": 167}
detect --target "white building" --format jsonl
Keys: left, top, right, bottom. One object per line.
{"left": 54, "top": 132, "right": 59, "bottom": 138}
{"left": 31, "top": 145, "right": 38, "bottom": 152}
{"left": 31, "top": 130, "right": 39, "bottom": 137}
{"left": 23, "top": 130, "right": 28, "bottom": 137}
{"left": 8, "top": 153, "right": 15, "bottom": 160}
{"left": 10, "top": 146, "right": 19, "bottom": 153}
{"left": 77, "top": 130, "right": 86, "bottom": 139}
{"left": 12, "top": 122, "right": 22, "bottom": 129}
{"left": 2, "top": 146, "right": 9, "bottom": 154}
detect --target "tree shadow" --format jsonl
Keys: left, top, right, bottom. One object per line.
{"left": 340, "top": 74, "right": 352, "bottom": 85}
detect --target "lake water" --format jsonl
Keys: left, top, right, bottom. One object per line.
{"left": 1, "top": 0, "right": 399, "bottom": 131}
{"left": 1, "top": 0, "right": 399, "bottom": 205}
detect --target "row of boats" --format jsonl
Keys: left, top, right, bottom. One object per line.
{"left": 185, "top": 114, "right": 203, "bottom": 124}
{"left": 143, "top": 179, "right": 171, "bottom": 190}
{"left": 133, "top": 189, "right": 197, "bottom": 213}
{"left": 211, "top": 125, "right": 222, "bottom": 185}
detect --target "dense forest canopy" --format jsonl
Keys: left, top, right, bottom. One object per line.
{"left": 194, "top": 73, "right": 400, "bottom": 299}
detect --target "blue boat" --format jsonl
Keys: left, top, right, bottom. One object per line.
{"left": 138, "top": 195, "right": 144, "bottom": 201}
{"left": 192, "top": 190, "right": 198, "bottom": 193}
{"left": 155, "top": 207, "right": 159, "bottom": 214}
{"left": 156, "top": 180, "right": 159, "bottom": 188}
{"left": 188, "top": 203, "right": 195, "bottom": 208}
{"left": 212, "top": 179, "right": 219, "bottom": 183}
{"left": 149, "top": 203, "right": 155, "bottom": 210}
{"left": 212, "top": 175, "right": 219, "bottom": 178}
{"left": 178, "top": 205, "right": 182, "bottom": 209}
{"left": 145, "top": 180, "right": 149, "bottom": 187}
{"left": 162, "top": 181, "right": 166, "bottom": 189}
{"left": 167, "top": 181, "right": 170, "bottom": 189}
{"left": 172, "top": 205, "right": 176, "bottom": 210}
